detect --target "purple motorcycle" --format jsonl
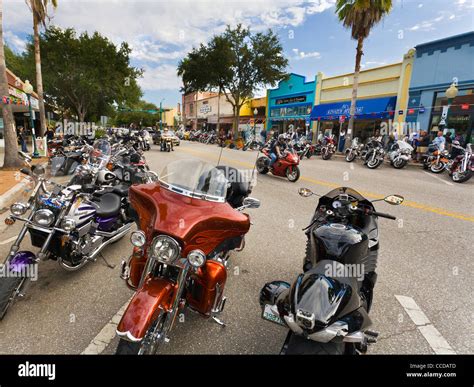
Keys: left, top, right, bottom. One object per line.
{"left": 0, "top": 150, "right": 134, "bottom": 319}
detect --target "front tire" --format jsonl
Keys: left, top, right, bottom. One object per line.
{"left": 281, "top": 331, "right": 346, "bottom": 355}
{"left": 430, "top": 161, "right": 445, "bottom": 173}
{"left": 392, "top": 158, "right": 407, "bottom": 169}
{"left": 0, "top": 276, "right": 26, "bottom": 320}
{"left": 345, "top": 151, "right": 356, "bottom": 162}
{"left": 256, "top": 157, "right": 269, "bottom": 174}
{"left": 286, "top": 166, "right": 300, "bottom": 182}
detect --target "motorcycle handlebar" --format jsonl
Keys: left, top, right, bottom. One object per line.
{"left": 370, "top": 210, "right": 396, "bottom": 220}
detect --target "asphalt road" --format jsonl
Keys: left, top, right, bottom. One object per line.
{"left": 0, "top": 141, "right": 472, "bottom": 355}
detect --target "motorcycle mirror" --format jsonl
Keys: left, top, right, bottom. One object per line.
{"left": 31, "top": 165, "right": 45, "bottom": 176}
{"left": 384, "top": 194, "right": 404, "bottom": 205}
{"left": 298, "top": 188, "right": 314, "bottom": 197}
{"left": 242, "top": 197, "right": 261, "bottom": 209}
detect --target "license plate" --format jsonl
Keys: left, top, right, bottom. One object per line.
{"left": 262, "top": 304, "right": 285, "bottom": 326}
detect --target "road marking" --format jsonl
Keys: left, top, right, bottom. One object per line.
{"left": 82, "top": 298, "right": 131, "bottom": 355}
{"left": 395, "top": 295, "right": 456, "bottom": 355}
{"left": 179, "top": 146, "right": 474, "bottom": 223}
{"left": 0, "top": 236, "right": 17, "bottom": 245}
{"left": 423, "top": 171, "right": 453, "bottom": 186}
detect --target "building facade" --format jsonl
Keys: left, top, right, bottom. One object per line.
{"left": 406, "top": 32, "right": 474, "bottom": 144}
{"left": 310, "top": 50, "right": 415, "bottom": 144}
{"left": 266, "top": 73, "right": 316, "bottom": 134}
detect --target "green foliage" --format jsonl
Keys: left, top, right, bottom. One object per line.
{"left": 4, "top": 45, "right": 33, "bottom": 83}
{"left": 8, "top": 26, "right": 143, "bottom": 122}
{"left": 335, "top": 0, "right": 393, "bottom": 40}
{"left": 177, "top": 24, "right": 288, "bottom": 115}
{"left": 111, "top": 99, "right": 162, "bottom": 127}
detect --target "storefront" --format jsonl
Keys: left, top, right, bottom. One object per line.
{"left": 0, "top": 69, "right": 39, "bottom": 148}
{"left": 310, "top": 96, "right": 397, "bottom": 143}
{"left": 266, "top": 73, "right": 316, "bottom": 135}
{"left": 406, "top": 32, "right": 474, "bottom": 144}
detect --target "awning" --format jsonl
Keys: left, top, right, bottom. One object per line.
{"left": 310, "top": 96, "right": 397, "bottom": 121}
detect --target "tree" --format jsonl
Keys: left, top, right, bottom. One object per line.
{"left": 112, "top": 100, "right": 161, "bottom": 127}
{"left": 27, "top": 0, "right": 57, "bottom": 136}
{"left": 336, "top": 0, "right": 393, "bottom": 148}
{"left": 26, "top": 27, "right": 142, "bottom": 122}
{"left": 178, "top": 24, "right": 288, "bottom": 137}
{"left": 0, "top": 0, "right": 21, "bottom": 168}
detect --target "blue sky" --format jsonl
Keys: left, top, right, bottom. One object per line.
{"left": 4, "top": 0, "right": 474, "bottom": 109}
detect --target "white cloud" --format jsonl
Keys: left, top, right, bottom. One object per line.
{"left": 138, "top": 64, "right": 181, "bottom": 91}
{"left": 3, "top": 30, "right": 27, "bottom": 52}
{"left": 291, "top": 48, "right": 321, "bottom": 60}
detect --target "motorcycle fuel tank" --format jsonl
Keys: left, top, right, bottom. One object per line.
{"left": 312, "top": 222, "right": 369, "bottom": 265}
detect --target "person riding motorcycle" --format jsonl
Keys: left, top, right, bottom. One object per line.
{"left": 269, "top": 134, "right": 287, "bottom": 169}
{"left": 161, "top": 127, "right": 174, "bottom": 151}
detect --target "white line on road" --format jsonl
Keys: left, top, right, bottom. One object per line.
{"left": 82, "top": 298, "right": 131, "bottom": 355}
{"left": 395, "top": 295, "right": 456, "bottom": 354}
{"left": 0, "top": 236, "right": 17, "bottom": 245}
{"left": 423, "top": 172, "right": 453, "bottom": 186}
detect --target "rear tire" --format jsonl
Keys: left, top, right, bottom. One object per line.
{"left": 452, "top": 169, "right": 472, "bottom": 183}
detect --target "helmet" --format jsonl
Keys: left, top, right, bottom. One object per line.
{"left": 278, "top": 134, "right": 286, "bottom": 142}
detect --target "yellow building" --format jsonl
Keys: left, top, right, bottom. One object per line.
{"left": 311, "top": 49, "right": 415, "bottom": 142}
{"left": 161, "top": 107, "right": 179, "bottom": 129}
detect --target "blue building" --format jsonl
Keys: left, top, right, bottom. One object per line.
{"left": 406, "top": 32, "right": 474, "bottom": 144}
{"left": 266, "top": 73, "right": 316, "bottom": 134}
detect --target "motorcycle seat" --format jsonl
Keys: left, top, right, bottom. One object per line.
{"left": 95, "top": 193, "right": 121, "bottom": 218}
{"left": 112, "top": 185, "right": 129, "bottom": 197}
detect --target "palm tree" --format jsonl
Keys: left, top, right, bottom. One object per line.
{"left": 0, "top": 0, "right": 21, "bottom": 168}
{"left": 335, "top": 0, "right": 393, "bottom": 148}
{"left": 27, "top": 0, "right": 57, "bottom": 136}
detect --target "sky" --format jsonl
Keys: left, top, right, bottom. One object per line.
{"left": 3, "top": 0, "right": 474, "bottom": 109}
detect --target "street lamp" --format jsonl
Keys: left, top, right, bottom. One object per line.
{"left": 159, "top": 98, "right": 165, "bottom": 131}
{"left": 253, "top": 108, "right": 258, "bottom": 139}
{"left": 23, "top": 80, "right": 39, "bottom": 158}
{"left": 439, "top": 83, "right": 459, "bottom": 131}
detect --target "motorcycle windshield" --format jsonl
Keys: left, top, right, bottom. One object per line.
{"left": 90, "top": 139, "right": 111, "bottom": 168}
{"left": 159, "top": 159, "right": 228, "bottom": 202}
{"left": 397, "top": 140, "right": 413, "bottom": 151}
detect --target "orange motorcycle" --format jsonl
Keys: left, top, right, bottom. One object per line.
{"left": 115, "top": 159, "right": 259, "bottom": 354}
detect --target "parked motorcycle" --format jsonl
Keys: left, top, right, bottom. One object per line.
{"left": 363, "top": 139, "right": 385, "bottom": 169}
{"left": 447, "top": 142, "right": 473, "bottom": 183}
{"left": 259, "top": 187, "right": 403, "bottom": 354}
{"left": 256, "top": 145, "right": 301, "bottom": 182}
{"left": 115, "top": 159, "right": 259, "bottom": 354}
{"left": 345, "top": 137, "right": 365, "bottom": 162}
{"left": 294, "top": 136, "right": 315, "bottom": 159}
{"left": 387, "top": 140, "right": 414, "bottom": 169}
{"left": 422, "top": 143, "right": 450, "bottom": 173}
{"left": 0, "top": 152, "right": 134, "bottom": 319}
{"left": 320, "top": 135, "right": 336, "bottom": 160}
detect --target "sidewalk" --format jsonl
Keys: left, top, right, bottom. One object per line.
{"left": 0, "top": 148, "right": 48, "bottom": 211}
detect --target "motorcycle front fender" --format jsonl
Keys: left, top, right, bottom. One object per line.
{"left": 7, "top": 251, "right": 36, "bottom": 272}
{"left": 116, "top": 277, "right": 176, "bottom": 342}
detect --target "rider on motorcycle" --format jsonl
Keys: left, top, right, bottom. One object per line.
{"left": 269, "top": 134, "right": 287, "bottom": 168}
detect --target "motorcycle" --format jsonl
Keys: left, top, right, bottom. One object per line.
{"left": 387, "top": 140, "right": 414, "bottom": 169}
{"left": 447, "top": 142, "right": 473, "bottom": 183}
{"left": 115, "top": 159, "right": 259, "bottom": 354}
{"left": 259, "top": 187, "right": 404, "bottom": 354}
{"left": 320, "top": 135, "right": 336, "bottom": 160}
{"left": 363, "top": 139, "right": 385, "bottom": 169}
{"left": 256, "top": 145, "right": 301, "bottom": 182}
{"left": 0, "top": 152, "right": 135, "bottom": 319}
{"left": 294, "top": 136, "right": 315, "bottom": 160}
{"left": 422, "top": 143, "right": 450, "bottom": 174}
{"left": 344, "top": 137, "right": 365, "bottom": 162}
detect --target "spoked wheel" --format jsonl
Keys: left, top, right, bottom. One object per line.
{"left": 430, "top": 161, "right": 446, "bottom": 174}
{"left": 451, "top": 168, "right": 472, "bottom": 183}
{"left": 256, "top": 157, "right": 269, "bottom": 174}
{"left": 345, "top": 151, "right": 356, "bottom": 162}
{"left": 392, "top": 158, "right": 407, "bottom": 169}
{"left": 286, "top": 166, "right": 300, "bottom": 182}
{"left": 116, "top": 311, "right": 169, "bottom": 355}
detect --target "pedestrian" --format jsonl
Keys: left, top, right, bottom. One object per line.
{"left": 444, "top": 131, "right": 453, "bottom": 152}
{"left": 338, "top": 127, "right": 346, "bottom": 153}
{"left": 17, "top": 126, "right": 28, "bottom": 152}
{"left": 432, "top": 130, "right": 446, "bottom": 151}
{"left": 46, "top": 125, "right": 55, "bottom": 142}
{"left": 260, "top": 128, "right": 267, "bottom": 144}
{"left": 417, "top": 131, "right": 430, "bottom": 162}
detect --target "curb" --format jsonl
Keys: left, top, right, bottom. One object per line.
{"left": 0, "top": 178, "right": 31, "bottom": 212}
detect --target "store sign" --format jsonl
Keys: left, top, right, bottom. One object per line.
{"left": 461, "top": 104, "right": 469, "bottom": 110}
{"left": 275, "top": 95, "right": 306, "bottom": 105}
{"left": 199, "top": 104, "right": 212, "bottom": 114}
{"left": 327, "top": 104, "right": 363, "bottom": 116}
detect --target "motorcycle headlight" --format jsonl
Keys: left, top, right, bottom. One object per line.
{"left": 10, "top": 202, "right": 28, "bottom": 216}
{"left": 33, "top": 209, "right": 55, "bottom": 227}
{"left": 130, "top": 231, "right": 146, "bottom": 248}
{"left": 150, "top": 235, "right": 180, "bottom": 264}
{"left": 187, "top": 250, "right": 206, "bottom": 268}
{"left": 61, "top": 217, "right": 76, "bottom": 231}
